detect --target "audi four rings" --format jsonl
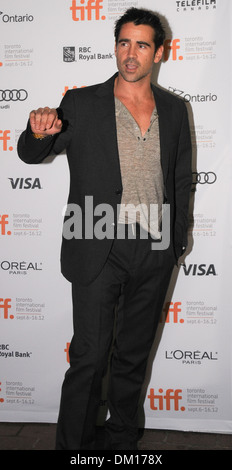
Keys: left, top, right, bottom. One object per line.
{"left": 0, "top": 89, "right": 28, "bottom": 101}
{"left": 192, "top": 172, "right": 217, "bottom": 184}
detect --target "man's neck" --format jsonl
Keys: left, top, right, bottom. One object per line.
{"left": 114, "top": 74, "right": 153, "bottom": 104}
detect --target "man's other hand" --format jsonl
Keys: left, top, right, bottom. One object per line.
{"left": 29, "top": 107, "right": 62, "bottom": 136}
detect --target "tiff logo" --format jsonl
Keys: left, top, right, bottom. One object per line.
{"left": 0, "top": 215, "right": 11, "bottom": 236}
{"left": 0, "top": 299, "right": 14, "bottom": 319}
{"left": 0, "top": 380, "right": 3, "bottom": 403}
{"left": 62, "top": 85, "right": 86, "bottom": 97}
{"left": 64, "top": 342, "right": 70, "bottom": 363}
{"left": 70, "top": 0, "right": 106, "bottom": 21}
{"left": 0, "top": 130, "right": 13, "bottom": 151}
{"left": 160, "top": 301, "right": 184, "bottom": 324}
{"left": 164, "top": 39, "right": 183, "bottom": 61}
{"left": 148, "top": 388, "right": 185, "bottom": 411}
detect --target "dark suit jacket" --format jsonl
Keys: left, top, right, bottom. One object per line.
{"left": 18, "top": 73, "right": 192, "bottom": 285}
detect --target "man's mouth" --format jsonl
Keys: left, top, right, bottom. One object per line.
{"left": 125, "top": 62, "right": 138, "bottom": 72}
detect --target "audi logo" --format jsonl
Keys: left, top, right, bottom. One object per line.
{"left": 0, "top": 89, "right": 28, "bottom": 102}
{"left": 192, "top": 172, "right": 217, "bottom": 184}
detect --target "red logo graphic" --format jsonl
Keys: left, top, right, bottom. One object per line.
{"left": 164, "top": 39, "right": 183, "bottom": 61}
{"left": 148, "top": 388, "right": 185, "bottom": 411}
{"left": 160, "top": 301, "right": 184, "bottom": 324}
{"left": 70, "top": 0, "right": 106, "bottom": 21}
{"left": 62, "top": 85, "right": 86, "bottom": 96}
{"left": 0, "top": 382, "right": 4, "bottom": 404}
{"left": 0, "top": 215, "right": 11, "bottom": 236}
{"left": 0, "top": 298, "right": 14, "bottom": 319}
{"left": 64, "top": 342, "right": 70, "bottom": 363}
{"left": 0, "top": 130, "right": 13, "bottom": 151}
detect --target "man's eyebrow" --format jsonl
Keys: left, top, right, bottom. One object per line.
{"left": 118, "top": 38, "right": 151, "bottom": 47}
{"left": 137, "top": 41, "right": 151, "bottom": 47}
{"left": 118, "top": 38, "right": 130, "bottom": 43}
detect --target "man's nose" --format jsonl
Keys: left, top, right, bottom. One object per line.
{"left": 127, "top": 43, "right": 137, "bottom": 58}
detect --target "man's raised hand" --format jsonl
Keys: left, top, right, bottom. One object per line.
{"left": 30, "top": 107, "right": 62, "bottom": 136}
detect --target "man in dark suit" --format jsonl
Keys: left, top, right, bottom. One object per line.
{"left": 18, "top": 8, "right": 192, "bottom": 450}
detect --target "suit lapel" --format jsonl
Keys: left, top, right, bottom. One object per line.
{"left": 152, "top": 86, "right": 172, "bottom": 185}
{"left": 93, "top": 74, "right": 122, "bottom": 189}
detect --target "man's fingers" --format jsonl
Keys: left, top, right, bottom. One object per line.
{"left": 44, "top": 108, "right": 57, "bottom": 130}
{"left": 29, "top": 107, "right": 59, "bottom": 133}
{"left": 37, "top": 107, "right": 57, "bottom": 130}
{"left": 53, "top": 118, "right": 63, "bottom": 132}
{"left": 29, "top": 110, "right": 37, "bottom": 129}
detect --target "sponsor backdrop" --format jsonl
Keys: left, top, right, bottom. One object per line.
{"left": 1, "top": 0, "right": 232, "bottom": 434}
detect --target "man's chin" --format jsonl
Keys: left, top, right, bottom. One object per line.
{"left": 119, "top": 72, "right": 147, "bottom": 83}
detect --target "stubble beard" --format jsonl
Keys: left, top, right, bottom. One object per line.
{"left": 117, "top": 59, "right": 152, "bottom": 84}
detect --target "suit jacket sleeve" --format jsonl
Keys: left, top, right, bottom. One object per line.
{"left": 174, "top": 101, "right": 192, "bottom": 259}
{"left": 17, "top": 90, "right": 75, "bottom": 164}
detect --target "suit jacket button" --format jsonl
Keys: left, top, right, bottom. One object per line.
{"left": 115, "top": 189, "right": 122, "bottom": 195}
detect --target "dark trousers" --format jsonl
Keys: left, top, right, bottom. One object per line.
{"left": 55, "top": 226, "right": 175, "bottom": 450}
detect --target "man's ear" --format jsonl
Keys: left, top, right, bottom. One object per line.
{"left": 154, "top": 45, "right": 164, "bottom": 64}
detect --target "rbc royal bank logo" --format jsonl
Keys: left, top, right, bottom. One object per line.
{"left": 63, "top": 47, "right": 76, "bottom": 62}
{"left": 70, "top": 0, "right": 106, "bottom": 21}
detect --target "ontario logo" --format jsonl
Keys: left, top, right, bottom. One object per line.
{"left": 0, "top": 11, "right": 34, "bottom": 23}
{"left": 70, "top": 0, "right": 106, "bottom": 21}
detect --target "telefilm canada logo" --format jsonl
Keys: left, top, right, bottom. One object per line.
{"left": 176, "top": 0, "right": 217, "bottom": 12}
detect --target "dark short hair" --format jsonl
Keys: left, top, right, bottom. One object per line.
{"left": 114, "top": 7, "right": 165, "bottom": 52}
